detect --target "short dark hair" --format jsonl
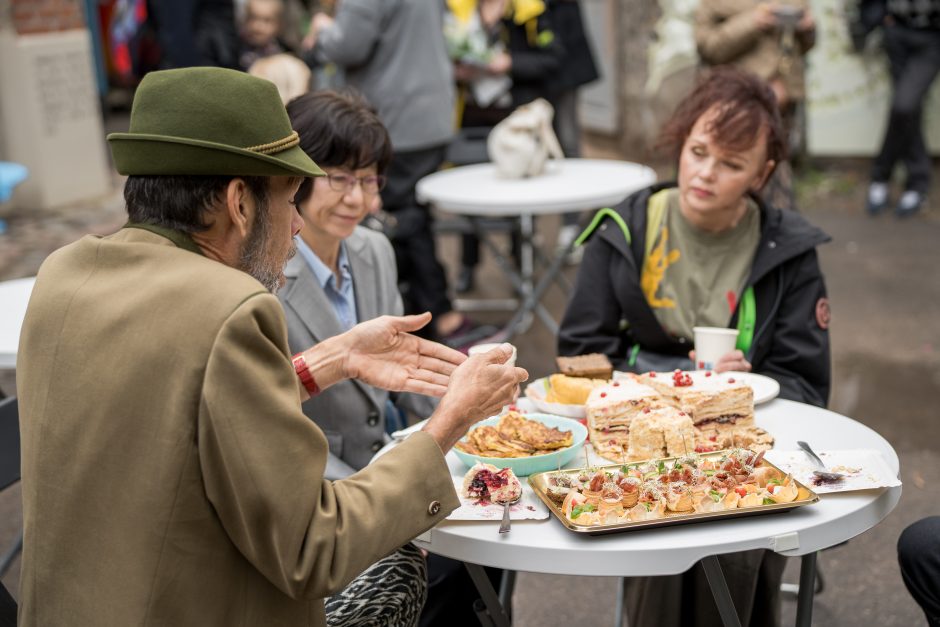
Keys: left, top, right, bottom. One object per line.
{"left": 124, "top": 175, "right": 269, "bottom": 233}
{"left": 658, "top": 67, "right": 787, "bottom": 169}
{"left": 286, "top": 89, "right": 393, "bottom": 205}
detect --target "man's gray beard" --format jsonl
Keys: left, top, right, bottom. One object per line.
{"left": 238, "top": 201, "right": 296, "bottom": 293}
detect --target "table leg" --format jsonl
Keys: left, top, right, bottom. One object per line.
{"left": 465, "top": 562, "right": 512, "bottom": 627}
{"left": 518, "top": 214, "right": 534, "bottom": 301}
{"left": 532, "top": 243, "right": 573, "bottom": 293}
{"left": 499, "top": 570, "right": 516, "bottom": 620}
{"left": 701, "top": 555, "right": 743, "bottom": 627}
{"left": 461, "top": 213, "right": 573, "bottom": 340}
{"left": 795, "top": 552, "right": 817, "bottom": 627}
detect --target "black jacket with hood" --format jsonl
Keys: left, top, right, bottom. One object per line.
{"left": 558, "top": 183, "right": 832, "bottom": 407}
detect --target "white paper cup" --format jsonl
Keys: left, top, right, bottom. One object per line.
{"left": 468, "top": 342, "right": 517, "bottom": 367}
{"left": 692, "top": 327, "right": 739, "bottom": 371}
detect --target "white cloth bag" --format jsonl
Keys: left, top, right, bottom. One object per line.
{"left": 487, "top": 98, "right": 565, "bottom": 178}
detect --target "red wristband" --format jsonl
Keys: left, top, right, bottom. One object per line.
{"left": 291, "top": 352, "right": 321, "bottom": 396}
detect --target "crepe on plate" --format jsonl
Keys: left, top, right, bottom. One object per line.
{"left": 455, "top": 411, "right": 574, "bottom": 458}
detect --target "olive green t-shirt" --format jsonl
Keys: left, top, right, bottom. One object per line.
{"left": 639, "top": 188, "right": 760, "bottom": 341}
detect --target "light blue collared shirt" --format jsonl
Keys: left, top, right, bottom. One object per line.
{"left": 295, "top": 236, "right": 358, "bottom": 331}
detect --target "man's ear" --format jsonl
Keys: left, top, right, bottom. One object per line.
{"left": 224, "top": 178, "right": 254, "bottom": 239}
{"left": 753, "top": 160, "right": 776, "bottom": 192}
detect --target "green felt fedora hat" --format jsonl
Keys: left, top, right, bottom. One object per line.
{"left": 108, "top": 67, "right": 324, "bottom": 177}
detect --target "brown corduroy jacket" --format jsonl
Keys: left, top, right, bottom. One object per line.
{"left": 694, "top": 0, "right": 816, "bottom": 101}
{"left": 16, "top": 227, "right": 458, "bottom": 626}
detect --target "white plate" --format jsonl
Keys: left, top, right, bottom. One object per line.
{"left": 731, "top": 372, "right": 781, "bottom": 404}
{"left": 523, "top": 376, "right": 587, "bottom": 419}
{"left": 446, "top": 476, "right": 549, "bottom": 521}
{"left": 764, "top": 448, "right": 902, "bottom": 494}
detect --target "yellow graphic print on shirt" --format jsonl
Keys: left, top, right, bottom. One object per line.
{"left": 640, "top": 226, "right": 681, "bottom": 308}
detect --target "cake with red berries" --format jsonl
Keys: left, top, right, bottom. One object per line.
{"left": 633, "top": 370, "right": 755, "bottom": 429}
{"left": 461, "top": 463, "right": 522, "bottom": 503}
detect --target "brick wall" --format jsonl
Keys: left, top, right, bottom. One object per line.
{"left": 11, "top": 0, "right": 85, "bottom": 35}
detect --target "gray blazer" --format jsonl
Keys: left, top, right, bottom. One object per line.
{"left": 279, "top": 227, "right": 435, "bottom": 478}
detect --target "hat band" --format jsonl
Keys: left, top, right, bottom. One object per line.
{"left": 244, "top": 131, "right": 300, "bottom": 155}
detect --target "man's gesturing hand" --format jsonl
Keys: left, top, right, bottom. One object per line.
{"left": 423, "top": 345, "right": 529, "bottom": 452}
{"left": 342, "top": 313, "right": 467, "bottom": 397}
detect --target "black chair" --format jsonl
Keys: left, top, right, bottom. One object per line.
{"left": 0, "top": 396, "right": 20, "bottom": 625}
{"left": 0, "top": 397, "right": 21, "bottom": 577}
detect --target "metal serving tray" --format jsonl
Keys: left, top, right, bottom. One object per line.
{"left": 527, "top": 451, "right": 819, "bottom": 535}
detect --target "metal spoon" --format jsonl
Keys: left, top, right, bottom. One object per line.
{"left": 497, "top": 493, "right": 522, "bottom": 534}
{"left": 796, "top": 441, "right": 845, "bottom": 483}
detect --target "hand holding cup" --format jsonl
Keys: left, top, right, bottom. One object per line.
{"left": 424, "top": 344, "right": 528, "bottom": 452}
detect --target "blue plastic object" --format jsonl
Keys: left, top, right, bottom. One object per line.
{"left": 0, "top": 162, "right": 28, "bottom": 203}
{"left": 453, "top": 413, "right": 588, "bottom": 476}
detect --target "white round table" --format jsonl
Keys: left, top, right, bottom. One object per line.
{"left": 416, "top": 159, "right": 656, "bottom": 338}
{"left": 405, "top": 399, "right": 901, "bottom": 626}
{"left": 416, "top": 159, "right": 656, "bottom": 216}
{"left": 0, "top": 277, "right": 35, "bottom": 369}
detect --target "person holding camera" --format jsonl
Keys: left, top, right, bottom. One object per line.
{"left": 694, "top": 0, "right": 816, "bottom": 211}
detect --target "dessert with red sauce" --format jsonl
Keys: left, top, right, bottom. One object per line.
{"left": 461, "top": 463, "right": 522, "bottom": 503}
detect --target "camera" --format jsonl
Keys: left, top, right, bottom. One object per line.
{"left": 772, "top": 5, "right": 805, "bottom": 28}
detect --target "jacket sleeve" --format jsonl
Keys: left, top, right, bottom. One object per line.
{"left": 315, "top": 0, "right": 385, "bottom": 68}
{"left": 754, "top": 251, "right": 831, "bottom": 407}
{"left": 509, "top": 16, "right": 564, "bottom": 82}
{"left": 558, "top": 234, "right": 631, "bottom": 364}
{"left": 197, "top": 293, "right": 459, "bottom": 599}
{"left": 694, "top": 3, "right": 764, "bottom": 64}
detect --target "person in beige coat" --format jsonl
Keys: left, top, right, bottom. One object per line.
{"left": 694, "top": 0, "right": 816, "bottom": 211}
{"left": 15, "top": 67, "right": 527, "bottom": 627}
{"left": 694, "top": 0, "right": 816, "bottom": 108}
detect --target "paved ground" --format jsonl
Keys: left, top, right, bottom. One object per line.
{"left": 1, "top": 128, "right": 938, "bottom": 625}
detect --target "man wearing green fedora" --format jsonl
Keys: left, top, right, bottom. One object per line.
{"left": 15, "top": 67, "right": 527, "bottom": 626}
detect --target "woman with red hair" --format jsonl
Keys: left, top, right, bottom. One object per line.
{"left": 558, "top": 67, "right": 832, "bottom": 626}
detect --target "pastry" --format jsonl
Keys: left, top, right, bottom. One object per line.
{"left": 544, "top": 374, "right": 607, "bottom": 405}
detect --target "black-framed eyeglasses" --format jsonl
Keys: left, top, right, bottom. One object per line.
{"left": 325, "top": 173, "right": 387, "bottom": 194}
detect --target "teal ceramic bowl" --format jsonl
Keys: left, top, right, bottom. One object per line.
{"left": 453, "top": 413, "right": 588, "bottom": 476}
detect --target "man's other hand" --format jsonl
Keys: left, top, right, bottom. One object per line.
{"left": 422, "top": 345, "right": 528, "bottom": 452}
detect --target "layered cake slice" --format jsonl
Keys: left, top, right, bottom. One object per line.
{"left": 585, "top": 379, "right": 661, "bottom": 462}
{"left": 627, "top": 406, "right": 697, "bottom": 460}
{"left": 634, "top": 370, "right": 755, "bottom": 429}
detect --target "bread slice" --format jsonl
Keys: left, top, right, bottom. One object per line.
{"left": 556, "top": 353, "right": 614, "bottom": 379}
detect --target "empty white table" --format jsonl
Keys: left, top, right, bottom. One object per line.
{"left": 406, "top": 399, "right": 901, "bottom": 627}
{"left": 416, "top": 159, "right": 656, "bottom": 338}
{"left": 0, "top": 277, "right": 35, "bottom": 369}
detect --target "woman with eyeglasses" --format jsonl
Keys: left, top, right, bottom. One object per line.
{"left": 281, "top": 90, "right": 438, "bottom": 483}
